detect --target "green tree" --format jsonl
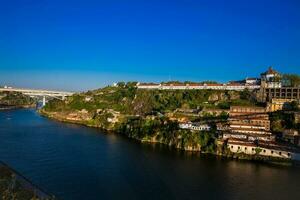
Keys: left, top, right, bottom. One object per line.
{"left": 282, "top": 74, "right": 300, "bottom": 87}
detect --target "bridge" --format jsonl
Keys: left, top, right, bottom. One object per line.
{"left": 0, "top": 87, "right": 74, "bottom": 106}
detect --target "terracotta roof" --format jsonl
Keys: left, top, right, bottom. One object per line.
{"left": 138, "top": 83, "right": 160, "bottom": 86}
{"left": 229, "top": 123, "right": 266, "bottom": 128}
{"left": 230, "top": 106, "right": 266, "bottom": 110}
{"left": 205, "top": 83, "right": 224, "bottom": 86}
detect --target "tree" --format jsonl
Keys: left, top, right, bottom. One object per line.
{"left": 255, "top": 147, "right": 262, "bottom": 155}
{"left": 117, "top": 82, "right": 126, "bottom": 88}
{"left": 290, "top": 101, "right": 299, "bottom": 111}
{"left": 282, "top": 74, "right": 300, "bottom": 87}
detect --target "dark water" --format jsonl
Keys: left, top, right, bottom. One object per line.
{"left": 1, "top": 109, "right": 300, "bottom": 200}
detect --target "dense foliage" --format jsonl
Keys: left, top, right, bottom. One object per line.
{"left": 282, "top": 74, "right": 300, "bottom": 87}
{"left": 115, "top": 117, "right": 217, "bottom": 152}
{"left": 270, "top": 111, "right": 300, "bottom": 132}
{"left": 0, "top": 91, "right": 35, "bottom": 107}
{"left": 44, "top": 84, "right": 256, "bottom": 116}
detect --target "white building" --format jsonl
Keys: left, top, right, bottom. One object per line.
{"left": 179, "top": 122, "right": 211, "bottom": 131}
{"left": 227, "top": 139, "right": 300, "bottom": 160}
{"left": 246, "top": 78, "right": 259, "bottom": 85}
{"left": 136, "top": 82, "right": 260, "bottom": 91}
{"left": 136, "top": 83, "right": 161, "bottom": 89}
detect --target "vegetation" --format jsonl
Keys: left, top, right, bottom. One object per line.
{"left": 282, "top": 74, "right": 300, "bottom": 87}
{"left": 42, "top": 83, "right": 259, "bottom": 152}
{"left": 0, "top": 164, "right": 54, "bottom": 200}
{"left": 269, "top": 111, "right": 300, "bottom": 132}
{"left": 115, "top": 117, "right": 217, "bottom": 152}
{"left": 0, "top": 91, "right": 35, "bottom": 108}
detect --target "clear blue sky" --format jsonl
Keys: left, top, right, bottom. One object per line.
{"left": 1, "top": 0, "right": 300, "bottom": 91}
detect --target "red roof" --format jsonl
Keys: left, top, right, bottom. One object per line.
{"left": 205, "top": 83, "right": 223, "bottom": 86}
{"left": 138, "top": 83, "right": 160, "bottom": 86}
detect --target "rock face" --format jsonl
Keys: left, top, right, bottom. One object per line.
{"left": 228, "top": 91, "right": 240, "bottom": 100}
{"left": 208, "top": 91, "right": 241, "bottom": 102}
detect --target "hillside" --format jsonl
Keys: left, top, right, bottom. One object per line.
{"left": 41, "top": 83, "right": 259, "bottom": 152}
{"left": 0, "top": 91, "right": 35, "bottom": 109}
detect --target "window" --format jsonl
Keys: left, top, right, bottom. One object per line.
{"left": 231, "top": 146, "right": 233, "bottom": 149}
{"left": 271, "top": 151, "right": 273, "bottom": 154}
{"left": 279, "top": 152, "right": 282, "bottom": 155}
{"left": 263, "top": 150, "right": 266, "bottom": 153}
{"left": 238, "top": 146, "right": 240, "bottom": 150}
{"left": 252, "top": 148, "right": 254, "bottom": 151}
{"left": 288, "top": 153, "right": 291, "bottom": 157}
{"left": 245, "top": 147, "right": 247, "bottom": 150}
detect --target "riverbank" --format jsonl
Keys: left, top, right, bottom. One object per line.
{"left": 0, "top": 104, "right": 36, "bottom": 110}
{"left": 2, "top": 108, "right": 300, "bottom": 199}
{"left": 0, "top": 161, "right": 54, "bottom": 199}
{"left": 39, "top": 109, "right": 293, "bottom": 166}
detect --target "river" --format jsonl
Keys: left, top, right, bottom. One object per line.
{"left": 0, "top": 109, "right": 300, "bottom": 200}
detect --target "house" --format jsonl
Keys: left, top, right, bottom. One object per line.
{"left": 267, "top": 98, "right": 298, "bottom": 112}
{"left": 245, "top": 78, "right": 259, "bottom": 85}
{"left": 179, "top": 122, "right": 211, "bottom": 131}
{"left": 136, "top": 82, "right": 161, "bottom": 89}
{"left": 225, "top": 83, "right": 245, "bottom": 90}
{"left": 161, "top": 83, "right": 187, "bottom": 90}
{"left": 227, "top": 139, "right": 300, "bottom": 160}
{"left": 225, "top": 106, "right": 272, "bottom": 141}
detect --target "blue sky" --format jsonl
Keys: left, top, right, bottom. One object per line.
{"left": 1, "top": 0, "right": 300, "bottom": 91}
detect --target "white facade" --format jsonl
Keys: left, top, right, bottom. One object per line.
{"left": 137, "top": 82, "right": 260, "bottom": 91}
{"left": 246, "top": 78, "right": 258, "bottom": 85}
{"left": 227, "top": 142, "right": 300, "bottom": 160}
{"left": 179, "top": 123, "right": 211, "bottom": 131}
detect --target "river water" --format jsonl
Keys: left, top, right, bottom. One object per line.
{"left": 0, "top": 109, "right": 300, "bottom": 200}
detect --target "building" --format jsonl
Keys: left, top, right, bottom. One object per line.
{"left": 179, "top": 122, "right": 211, "bottom": 131}
{"left": 136, "top": 83, "right": 161, "bottom": 89}
{"left": 225, "top": 106, "right": 273, "bottom": 141}
{"left": 260, "top": 67, "right": 282, "bottom": 88}
{"left": 246, "top": 78, "right": 259, "bottom": 85}
{"left": 258, "top": 67, "right": 300, "bottom": 102}
{"left": 136, "top": 82, "right": 260, "bottom": 91}
{"left": 260, "top": 87, "right": 300, "bottom": 102}
{"left": 227, "top": 139, "right": 300, "bottom": 160}
{"left": 267, "top": 98, "right": 299, "bottom": 112}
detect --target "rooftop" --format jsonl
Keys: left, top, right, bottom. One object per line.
{"left": 261, "top": 67, "right": 280, "bottom": 75}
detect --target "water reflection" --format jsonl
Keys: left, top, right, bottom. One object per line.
{"left": 0, "top": 109, "right": 299, "bottom": 200}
